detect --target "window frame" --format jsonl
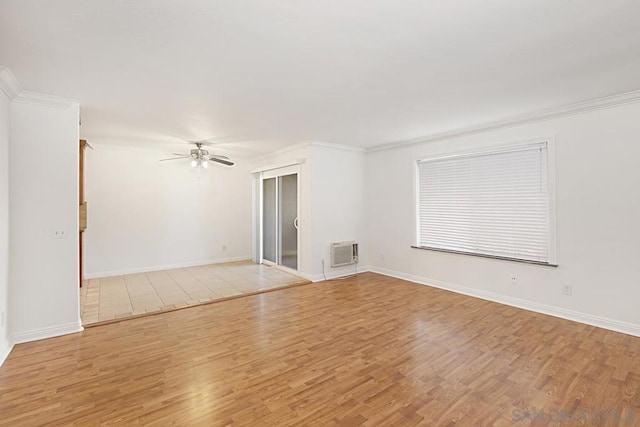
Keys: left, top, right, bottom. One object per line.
{"left": 412, "top": 137, "right": 558, "bottom": 266}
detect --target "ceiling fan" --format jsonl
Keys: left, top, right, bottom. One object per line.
{"left": 159, "top": 141, "right": 234, "bottom": 168}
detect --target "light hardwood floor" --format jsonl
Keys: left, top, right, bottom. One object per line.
{"left": 80, "top": 261, "right": 308, "bottom": 325}
{"left": 2, "top": 273, "right": 640, "bottom": 425}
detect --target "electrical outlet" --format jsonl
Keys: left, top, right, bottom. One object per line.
{"left": 52, "top": 230, "right": 67, "bottom": 239}
{"left": 510, "top": 275, "right": 517, "bottom": 284}
{"left": 562, "top": 284, "right": 572, "bottom": 296}
{"left": 222, "top": 244, "right": 227, "bottom": 252}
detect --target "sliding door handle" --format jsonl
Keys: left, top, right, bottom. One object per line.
{"left": 294, "top": 217, "right": 299, "bottom": 230}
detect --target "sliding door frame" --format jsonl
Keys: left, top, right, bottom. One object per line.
{"left": 259, "top": 164, "right": 301, "bottom": 273}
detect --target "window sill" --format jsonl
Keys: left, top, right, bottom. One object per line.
{"left": 410, "top": 245, "right": 558, "bottom": 267}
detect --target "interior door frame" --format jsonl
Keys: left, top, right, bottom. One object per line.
{"left": 259, "top": 164, "right": 301, "bottom": 273}
{"left": 79, "top": 139, "right": 88, "bottom": 287}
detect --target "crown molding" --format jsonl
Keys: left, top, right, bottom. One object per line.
{"left": 14, "top": 90, "right": 78, "bottom": 110}
{"left": 250, "top": 141, "right": 311, "bottom": 162}
{"left": 370, "top": 88, "right": 640, "bottom": 152}
{"left": 0, "top": 66, "right": 23, "bottom": 99}
{"left": 309, "top": 140, "right": 366, "bottom": 153}
{"left": 275, "top": 141, "right": 311, "bottom": 155}
{"left": 0, "top": 65, "right": 78, "bottom": 108}
{"left": 251, "top": 140, "right": 366, "bottom": 163}
{"left": 87, "top": 142, "right": 176, "bottom": 155}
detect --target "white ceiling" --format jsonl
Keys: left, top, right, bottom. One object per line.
{"left": 1, "top": 0, "right": 640, "bottom": 156}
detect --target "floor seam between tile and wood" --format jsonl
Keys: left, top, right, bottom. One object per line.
{"left": 80, "top": 261, "right": 309, "bottom": 326}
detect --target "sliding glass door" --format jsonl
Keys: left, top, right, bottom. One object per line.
{"left": 262, "top": 177, "right": 277, "bottom": 263}
{"left": 261, "top": 170, "right": 298, "bottom": 271}
{"left": 278, "top": 174, "right": 298, "bottom": 270}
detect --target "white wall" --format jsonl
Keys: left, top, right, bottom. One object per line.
{"left": 310, "top": 144, "right": 368, "bottom": 279}
{"left": 84, "top": 145, "right": 253, "bottom": 277}
{"left": 9, "top": 98, "right": 81, "bottom": 341}
{"left": 367, "top": 101, "right": 640, "bottom": 335}
{"left": 0, "top": 90, "right": 10, "bottom": 361}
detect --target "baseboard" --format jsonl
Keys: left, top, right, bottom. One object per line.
{"left": 311, "top": 265, "right": 370, "bottom": 282}
{"left": 297, "top": 272, "right": 314, "bottom": 281}
{"left": 0, "top": 340, "right": 14, "bottom": 367}
{"left": 369, "top": 266, "right": 640, "bottom": 338}
{"left": 10, "top": 321, "right": 84, "bottom": 346}
{"left": 85, "top": 255, "right": 253, "bottom": 279}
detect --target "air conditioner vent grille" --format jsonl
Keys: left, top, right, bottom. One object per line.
{"left": 330, "top": 241, "right": 358, "bottom": 267}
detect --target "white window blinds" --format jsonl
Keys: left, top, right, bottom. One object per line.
{"left": 417, "top": 142, "right": 551, "bottom": 263}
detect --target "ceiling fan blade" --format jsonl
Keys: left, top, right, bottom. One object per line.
{"left": 209, "top": 154, "right": 230, "bottom": 160}
{"left": 172, "top": 153, "right": 187, "bottom": 156}
{"left": 159, "top": 156, "right": 189, "bottom": 162}
{"left": 209, "top": 157, "right": 234, "bottom": 166}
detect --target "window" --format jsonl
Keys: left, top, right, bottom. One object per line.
{"left": 416, "top": 141, "right": 554, "bottom": 265}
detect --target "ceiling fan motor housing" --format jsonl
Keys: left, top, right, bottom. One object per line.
{"left": 190, "top": 148, "right": 209, "bottom": 158}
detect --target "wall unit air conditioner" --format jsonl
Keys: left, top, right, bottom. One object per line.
{"left": 330, "top": 241, "right": 359, "bottom": 267}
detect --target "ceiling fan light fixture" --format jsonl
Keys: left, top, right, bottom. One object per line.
{"left": 159, "top": 141, "right": 234, "bottom": 168}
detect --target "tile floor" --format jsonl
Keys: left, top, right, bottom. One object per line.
{"left": 80, "top": 261, "right": 309, "bottom": 325}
